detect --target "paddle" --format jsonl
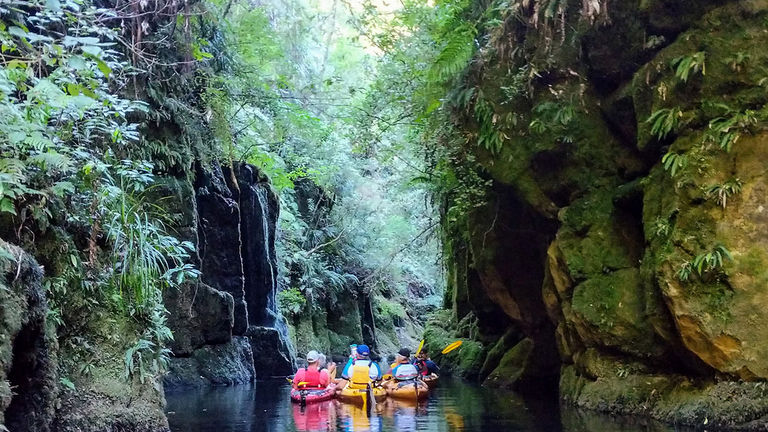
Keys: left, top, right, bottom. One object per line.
{"left": 415, "top": 339, "right": 425, "bottom": 356}
{"left": 441, "top": 340, "right": 463, "bottom": 354}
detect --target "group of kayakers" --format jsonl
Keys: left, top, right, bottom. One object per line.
{"left": 290, "top": 343, "right": 440, "bottom": 407}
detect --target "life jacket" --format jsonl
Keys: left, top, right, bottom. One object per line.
{"left": 349, "top": 360, "right": 373, "bottom": 389}
{"left": 414, "top": 360, "right": 428, "bottom": 376}
{"left": 298, "top": 367, "right": 323, "bottom": 389}
{"left": 393, "top": 363, "right": 418, "bottom": 381}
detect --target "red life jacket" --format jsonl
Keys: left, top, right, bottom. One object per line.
{"left": 415, "top": 360, "right": 428, "bottom": 376}
{"left": 299, "top": 367, "right": 323, "bottom": 389}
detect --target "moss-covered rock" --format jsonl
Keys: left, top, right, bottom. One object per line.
{"left": 483, "top": 338, "right": 535, "bottom": 388}
{"left": 0, "top": 241, "right": 58, "bottom": 431}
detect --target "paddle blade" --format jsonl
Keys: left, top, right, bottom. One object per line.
{"left": 416, "top": 339, "right": 425, "bottom": 355}
{"left": 441, "top": 340, "right": 463, "bottom": 354}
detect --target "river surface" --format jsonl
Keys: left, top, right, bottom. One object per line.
{"left": 165, "top": 378, "right": 689, "bottom": 432}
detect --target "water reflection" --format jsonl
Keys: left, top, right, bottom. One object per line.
{"left": 166, "top": 378, "right": 688, "bottom": 432}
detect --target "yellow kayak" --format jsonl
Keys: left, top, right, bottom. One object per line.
{"left": 337, "top": 384, "right": 387, "bottom": 405}
{"left": 383, "top": 379, "right": 429, "bottom": 401}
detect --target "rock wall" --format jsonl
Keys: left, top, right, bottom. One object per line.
{"left": 164, "top": 162, "right": 296, "bottom": 386}
{"left": 434, "top": 0, "right": 768, "bottom": 428}
{"left": 0, "top": 240, "right": 57, "bottom": 432}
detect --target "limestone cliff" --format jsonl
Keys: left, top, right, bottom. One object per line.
{"left": 431, "top": 0, "right": 768, "bottom": 429}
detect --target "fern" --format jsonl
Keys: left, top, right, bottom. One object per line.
{"left": 704, "top": 178, "right": 742, "bottom": 208}
{"left": 705, "top": 109, "right": 759, "bottom": 152}
{"left": 661, "top": 152, "right": 687, "bottom": 177}
{"left": 671, "top": 52, "right": 706, "bottom": 82}
{"left": 677, "top": 245, "right": 733, "bottom": 281}
{"left": 27, "top": 150, "right": 72, "bottom": 172}
{"left": 428, "top": 23, "right": 477, "bottom": 83}
{"left": 647, "top": 108, "right": 683, "bottom": 139}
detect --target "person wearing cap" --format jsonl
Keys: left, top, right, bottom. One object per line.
{"left": 340, "top": 344, "right": 382, "bottom": 381}
{"left": 292, "top": 350, "right": 331, "bottom": 389}
{"left": 387, "top": 348, "right": 419, "bottom": 381}
{"left": 414, "top": 349, "right": 440, "bottom": 376}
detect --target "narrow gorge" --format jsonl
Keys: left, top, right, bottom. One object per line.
{"left": 3, "top": 0, "right": 768, "bottom": 431}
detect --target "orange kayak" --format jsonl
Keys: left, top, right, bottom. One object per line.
{"left": 422, "top": 374, "right": 439, "bottom": 388}
{"left": 383, "top": 379, "right": 429, "bottom": 401}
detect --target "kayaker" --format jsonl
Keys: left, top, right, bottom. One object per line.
{"left": 341, "top": 344, "right": 382, "bottom": 381}
{"left": 318, "top": 353, "right": 336, "bottom": 377}
{"left": 414, "top": 350, "right": 439, "bottom": 376}
{"left": 387, "top": 348, "right": 418, "bottom": 381}
{"left": 293, "top": 350, "right": 330, "bottom": 389}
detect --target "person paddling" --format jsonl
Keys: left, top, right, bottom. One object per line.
{"left": 387, "top": 348, "right": 419, "bottom": 381}
{"left": 341, "top": 344, "right": 382, "bottom": 381}
{"left": 293, "top": 350, "right": 330, "bottom": 389}
{"left": 414, "top": 350, "right": 439, "bottom": 376}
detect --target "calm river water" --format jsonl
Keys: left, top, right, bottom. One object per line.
{"left": 165, "top": 378, "right": 690, "bottom": 432}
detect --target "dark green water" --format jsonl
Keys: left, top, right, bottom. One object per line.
{"left": 165, "top": 378, "right": 688, "bottom": 432}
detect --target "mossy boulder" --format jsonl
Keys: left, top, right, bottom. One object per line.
{"left": 483, "top": 338, "right": 535, "bottom": 388}
{"left": 423, "top": 310, "right": 486, "bottom": 379}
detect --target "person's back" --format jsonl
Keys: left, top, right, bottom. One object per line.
{"left": 341, "top": 344, "right": 382, "bottom": 384}
{"left": 391, "top": 348, "right": 418, "bottom": 381}
{"left": 293, "top": 350, "right": 329, "bottom": 389}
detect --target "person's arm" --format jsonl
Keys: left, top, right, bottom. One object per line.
{"left": 292, "top": 369, "right": 304, "bottom": 388}
{"left": 319, "top": 370, "right": 330, "bottom": 387}
{"left": 341, "top": 358, "right": 353, "bottom": 379}
{"left": 373, "top": 363, "right": 383, "bottom": 380}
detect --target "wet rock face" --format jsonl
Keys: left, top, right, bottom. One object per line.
{"left": 164, "top": 282, "right": 234, "bottom": 356}
{"left": 164, "top": 337, "right": 256, "bottom": 388}
{"left": 246, "top": 326, "right": 294, "bottom": 378}
{"left": 195, "top": 163, "right": 249, "bottom": 336}
{"left": 235, "top": 164, "right": 280, "bottom": 327}
{"left": 166, "top": 162, "right": 296, "bottom": 385}
{"left": 0, "top": 241, "right": 57, "bottom": 432}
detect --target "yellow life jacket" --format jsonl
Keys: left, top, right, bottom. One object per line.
{"left": 349, "top": 363, "right": 372, "bottom": 388}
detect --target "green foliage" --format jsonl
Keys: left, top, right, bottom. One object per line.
{"left": 59, "top": 377, "right": 76, "bottom": 391}
{"left": 428, "top": 23, "right": 477, "bottom": 84}
{"left": 647, "top": 108, "right": 683, "bottom": 140}
{"left": 704, "top": 178, "right": 742, "bottom": 208}
{"left": 474, "top": 97, "right": 506, "bottom": 152}
{"left": 705, "top": 106, "right": 761, "bottom": 152}
{"left": 277, "top": 287, "right": 307, "bottom": 317}
{"left": 671, "top": 51, "right": 706, "bottom": 82}
{"left": 726, "top": 52, "right": 751, "bottom": 73}
{"left": 661, "top": 152, "right": 688, "bottom": 177}
{"left": 376, "top": 296, "right": 407, "bottom": 320}
{"left": 529, "top": 100, "right": 576, "bottom": 142}
{"left": 101, "top": 160, "right": 200, "bottom": 314}
{"left": 651, "top": 217, "right": 671, "bottom": 238}
{"left": 677, "top": 245, "right": 733, "bottom": 282}
{"left": 123, "top": 307, "right": 173, "bottom": 383}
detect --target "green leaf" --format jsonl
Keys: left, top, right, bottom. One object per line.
{"left": 8, "top": 26, "right": 27, "bottom": 39}
{"left": 95, "top": 59, "right": 111, "bottom": 78}
{"left": 81, "top": 45, "right": 102, "bottom": 57}
{"left": 60, "top": 377, "right": 76, "bottom": 391}
{"left": 66, "top": 83, "right": 81, "bottom": 95}
{"left": 52, "top": 181, "right": 75, "bottom": 196}
{"left": 0, "top": 198, "right": 16, "bottom": 215}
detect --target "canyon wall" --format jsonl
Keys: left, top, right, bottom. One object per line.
{"left": 430, "top": 0, "right": 768, "bottom": 428}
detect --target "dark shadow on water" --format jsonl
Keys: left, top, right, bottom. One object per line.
{"left": 165, "top": 378, "right": 692, "bottom": 432}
